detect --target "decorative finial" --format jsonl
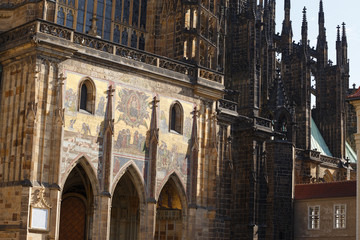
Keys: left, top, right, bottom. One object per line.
{"left": 337, "top": 25, "right": 341, "bottom": 41}
{"left": 342, "top": 22, "right": 347, "bottom": 38}
{"left": 319, "top": 0, "right": 323, "bottom": 13}
{"left": 302, "top": 7, "right": 307, "bottom": 22}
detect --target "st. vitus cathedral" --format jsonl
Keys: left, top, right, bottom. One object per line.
{"left": 0, "top": 0, "right": 354, "bottom": 239}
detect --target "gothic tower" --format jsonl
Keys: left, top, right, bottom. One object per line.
{"left": 312, "top": 0, "right": 349, "bottom": 158}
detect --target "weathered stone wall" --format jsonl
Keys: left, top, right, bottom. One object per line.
{"left": 266, "top": 140, "right": 294, "bottom": 239}
{"left": 0, "top": 1, "right": 44, "bottom": 33}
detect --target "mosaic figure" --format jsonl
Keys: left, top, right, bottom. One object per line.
{"left": 116, "top": 88, "right": 150, "bottom": 128}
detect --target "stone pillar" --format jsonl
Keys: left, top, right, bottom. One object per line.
{"left": 266, "top": 140, "right": 294, "bottom": 240}
{"left": 98, "top": 195, "right": 111, "bottom": 240}
{"left": 145, "top": 201, "right": 157, "bottom": 239}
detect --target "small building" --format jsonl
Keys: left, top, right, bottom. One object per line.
{"left": 294, "top": 181, "right": 356, "bottom": 240}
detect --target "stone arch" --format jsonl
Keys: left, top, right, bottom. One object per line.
{"left": 59, "top": 157, "right": 99, "bottom": 240}
{"left": 60, "top": 156, "right": 100, "bottom": 195}
{"left": 110, "top": 163, "right": 146, "bottom": 240}
{"left": 110, "top": 162, "right": 146, "bottom": 204}
{"left": 155, "top": 172, "right": 188, "bottom": 240}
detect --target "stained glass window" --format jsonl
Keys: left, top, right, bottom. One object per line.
{"left": 132, "top": 0, "right": 139, "bottom": 27}
{"left": 131, "top": 31, "right": 137, "bottom": 48}
{"left": 123, "top": 0, "right": 130, "bottom": 24}
{"left": 114, "top": 26, "right": 121, "bottom": 43}
{"left": 57, "top": 7, "right": 65, "bottom": 26}
{"left": 66, "top": 10, "right": 74, "bottom": 28}
{"left": 96, "top": 0, "right": 104, "bottom": 36}
{"left": 121, "top": 29, "right": 128, "bottom": 46}
{"left": 104, "top": 0, "right": 112, "bottom": 40}
{"left": 85, "top": 0, "right": 94, "bottom": 33}
{"left": 140, "top": 0, "right": 147, "bottom": 28}
{"left": 139, "top": 33, "right": 145, "bottom": 50}
{"left": 115, "top": 0, "right": 123, "bottom": 21}
{"left": 56, "top": 0, "right": 147, "bottom": 49}
{"left": 76, "top": 0, "right": 85, "bottom": 32}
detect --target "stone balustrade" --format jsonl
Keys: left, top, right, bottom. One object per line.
{"left": 0, "top": 19, "right": 224, "bottom": 85}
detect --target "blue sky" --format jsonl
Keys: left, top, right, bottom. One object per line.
{"left": 276, "top": 0, "right": 360, "bottom": 88}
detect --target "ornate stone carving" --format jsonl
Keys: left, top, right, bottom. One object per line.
{"left": 32, "top": 187, "right": 52, "bottom": 209}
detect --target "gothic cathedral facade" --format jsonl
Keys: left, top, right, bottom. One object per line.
{"left": 0, "top": 0, "right": 354, "bottom": 239}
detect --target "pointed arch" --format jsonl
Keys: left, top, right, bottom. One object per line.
{"left": 59, "top": 157, "right": 99, "bottom": 240}
{"left": 155, "top": 171, "right": 188, "bottom": 240}
{"left": 110, "top": 162, "right": 146, "bottom": 204}
{"left": 61, "top": 156, "right": 100, "bottom": 196}
{"left": 156, "top": 171, "right": 187, "bottom": 209}
{"left": 110, "top": 162, "right": 146, "bottom": 240}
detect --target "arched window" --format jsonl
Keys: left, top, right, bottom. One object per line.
{"left": 169, "top": 102, "right": 183, "bottom": 134}
{"left": 79, "top": 79, "right": 95, "bottom": 114}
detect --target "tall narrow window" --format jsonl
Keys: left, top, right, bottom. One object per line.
{"left": 57, "top": 7, "right": 65, "bottom": 25}
{"left": 114, "top": 25, "right": 121, "bottom": 43}
{"left": 77, "top": 0, "right": 86, "bottom": 32}
{"left": 66, "top": 10, "right": 74, "bottom": 28}
{"left": 79, "top": 79, "right": 95, "bottom": 114}
{"left": 334, "top": 204, "right": 346, "bottom": 229}
{"left": 139, "top": 33, "right": 145, "bottom": 50}
{"left": 80, "top": 84, "right": 88, "bottom": 111}
{"left": 104, "top": 0, "right": 113, "bottom": 40}
{"left": 123, "top": 0, "right": 130, "bottom": 24}
{"left": 170, "top": 102, "right": 183, "bottom": 134}
{"left": 132, "top": 0, "right": 139, "bottom": 27}
{"left": 140, "top": 0, "right": 147, "bottom": 28}
{"left": 131, "top": 31, "right": 137, "bottom": 48}
{"left": 183, "top": 40, "right": 188, "bottom": 59}
{"left": 193, "top": 10, "right": 197, "bottom": 28}
{"left": 308, "top": 206, "right": 320, "bottom": 230}
{"left": 85, "top": 0, "right": 94, "bottom": 33}
{"left": 121, "top": 29, "right": 128, "bottom": 46}
{"left": 96, "top": 0, "right": 105, "bottom": 36}
{"left": 115, "top": 0, "right": 123, "bottom": 21}
{"left": 185, "top": 9, "right": 190, "bottom": 29}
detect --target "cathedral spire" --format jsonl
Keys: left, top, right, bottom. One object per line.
{"left": 281, "top": 0, "right": 293, "bottom": 55}
{"left": 342, "top": 22, "right": 348, "bottom": 44}
{"left": 316, "top": 0, "right": 328, "bottom": 67}
{"left": 284, "top": 0, "right": 291, "bottom": 24}
{"left": 301, "top": 7, "right": 308, "bottom": 46}
{"left": 342, "top": 22, "right": 348, "bottom": 65}
{"left": 336, "top": 25, "right": 342, "bottom": 65}
{"left": 318, "top": 0, "right": 325, "bottom": 37}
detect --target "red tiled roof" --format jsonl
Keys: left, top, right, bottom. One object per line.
{"left": 348, "top": 87, "right": 360, "bottom": 100}
{"left": 295, "top": 181, "right": 356, "bottom": 200}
